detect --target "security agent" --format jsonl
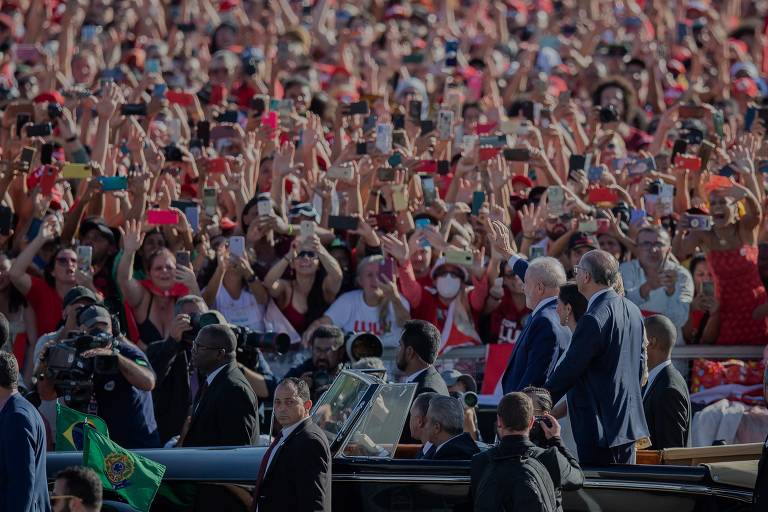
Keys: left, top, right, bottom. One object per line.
{"left": 146, "top": 296, "right": 276, "bottom": 443}
{"left": 285, "top": 325, "right": 345, "bottom": 400}
{"left": 42, "top": 304, "right": 160, "bottom": 449}
{"left": 472, "top": 393, "right": 583, "bottom": 512}
{"left": 423, "top": 395, "right": 480, "bottom": 460}
{"left": 51, "top": 466, "right": 102, "bottom": 512}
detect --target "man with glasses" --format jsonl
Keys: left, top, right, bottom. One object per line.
{"left": 620, "top": 226, "right": 693, "bottom": 333}
{"left": 51, "top": 466, "right": 102, "bottom": 512}
{"left": 546, "top": 250, "right": 649, "bottom": 465}
{"left": 179, "top": 324, "right": 258, "bottom": 448}
{"left": 286, "top": 326, "right": 345, "bottom": 401}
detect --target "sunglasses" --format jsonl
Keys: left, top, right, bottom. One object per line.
{"left": 297, "top": 251, "right": 317, "bottom": 259}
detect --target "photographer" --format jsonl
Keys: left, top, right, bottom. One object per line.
{"left": 146, "top": 296, "right": 277, "bottom": 444}
{"left": 285, "top": 326, "right": 344, "bottom": 400}
{"left": 473, "top": 393, "right": 583, "bottom": 512}
{"left": 443, "top": 370, "right": 480, "bottom": 442}
{"left": 40, "top": 304, "right": 160, "bottom": 449}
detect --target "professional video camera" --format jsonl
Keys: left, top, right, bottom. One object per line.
{"left": 43, "top": 332, "right": 119, "bottom": 408}
{"left": 232, "top": 326, "right": 291, "bottom": 369}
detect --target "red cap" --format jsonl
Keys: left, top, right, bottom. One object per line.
{"left": 220, "top": 217, "right": 237, "bottom": 230}
{"left": 733, "top": 77, "right": 759, "bottom": 98}
{"left": 511, "top": 175, "right": 533, "bottom": 188}
{"left": 547, "top": 76, "right": 568, "bottom": 96}
{"left": 33, "top": 91, "right": 65, "bottom": 105}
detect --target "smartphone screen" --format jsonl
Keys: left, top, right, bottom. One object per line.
{"left": 471, "top": 191, "right": 485, "bottom": 215}
{"left": 421, "top": 175, "right": 437, "bottom": 206}
{"left": 229, "top": 236, "right": 245, "bottom": 258}
{"left": 77, "top": 246, "right": 92, "bottom": 273}
{"left": 175, "top": 251, "right": 191, "bottom": 268}
{"left": 147, "top": 209, "right": 179, "bottom": 225}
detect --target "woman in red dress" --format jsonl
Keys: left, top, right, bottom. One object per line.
{"left": 680, "top": 180, "right": 768, "bottom": 345}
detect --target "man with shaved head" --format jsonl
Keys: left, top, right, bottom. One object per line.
{"left": 641, "top": 315, "right": 690, "bottom": 449}
{"left": 500, "top": 254, "right": 571, "bottom": 394}
{"left": 545, "top": 250, "right": 649, "bottom": 465}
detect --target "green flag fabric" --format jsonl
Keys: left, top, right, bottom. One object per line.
{"left": 55, "top": 402, "right": 109, "bottom": 451}
{"left": 82, "top": 425, "right": 166, "bottom": 512}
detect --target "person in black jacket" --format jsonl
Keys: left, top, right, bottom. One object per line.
{"left": 753, "top": 365, "right": 768, "bottom": 511}
{"left": 642, "top": 315, "right": 691, "bottom": 449}
{"left": 252, "top": 377, "right": 331, "bottom": 512}
{"left": 423, "top": 395, "right": 479, "bottom": 460}
{"left": 396, "top": 320, "right": 449, "bottom": 443}
{"left": 472, "top": 392, "right": 583, "bottom": 512}
{"left": 179, "top": 324, "right": 259, "bottom": 448}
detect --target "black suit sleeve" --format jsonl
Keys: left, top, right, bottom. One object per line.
{"left": 297, "top": 434, "right": 331, "bottom": 512}
{"left": 540, "top": 439, "right": 584, "bottom": 491}
{"left": 545, "top": 315, "right": 601, "bottom": 404}
{"left": 1, "top": 411, "right": 37, "bottom": 512}
{"left": 652, "top": 386, "right": 689, "bottom": 449}
{"left": 217, "top": 386, "right": 258, "bottom": 446}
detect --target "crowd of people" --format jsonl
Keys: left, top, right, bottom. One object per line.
{"left": 0, "top": 0, "right": 767, "bottom": 510}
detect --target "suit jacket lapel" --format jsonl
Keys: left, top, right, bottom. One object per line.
{"left": 265, "top": 419, "right": 309, "bottom": 481}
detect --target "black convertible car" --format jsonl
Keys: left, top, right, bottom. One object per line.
{"left": 47, "top": 370, "right": 758, "bottom": 511}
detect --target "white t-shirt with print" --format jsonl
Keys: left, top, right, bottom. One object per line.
{"left": 324, "top": 290, "right": 410, "bottom": 347}
{"left": 215, "top": 286, "right": 266, "bottom": 332}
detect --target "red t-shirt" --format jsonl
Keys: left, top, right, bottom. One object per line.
{"left": 489, "top": 290, "right": 530, "bottom": 344}
{"left": 26, "top": 276, "right": 64, "bottom": 336}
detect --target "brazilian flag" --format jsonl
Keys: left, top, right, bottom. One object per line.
{"left": 56, "top": 402, "right": 109, "bottom": 451}
{"left": 82, "top": 425, "right": 166, "bottom": 512}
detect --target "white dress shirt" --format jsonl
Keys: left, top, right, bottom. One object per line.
{"left": 405, "top": 368, "right": 428, "bottom": 383}
{"left": 586, "top": 287, "right": 612, "bottom": 312}
{"left": 643, "top": 360, "right": 672, "bottom": 399}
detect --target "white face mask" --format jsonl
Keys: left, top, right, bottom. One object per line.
{"left": 436, "top": 275, "right": 462, "bottom": 299}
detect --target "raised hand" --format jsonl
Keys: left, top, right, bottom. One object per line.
{"left": 380, "top": 233, "right": 409, "bottom": 265}
{"left": 120, "top": 219, "right": 144, "bottom": 253}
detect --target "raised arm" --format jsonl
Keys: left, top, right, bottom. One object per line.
{"left": 10, "top": 216, "right": 60, "bottom": 296}
{"left": 116, "top": 219, "right": 147, "bottom": 309}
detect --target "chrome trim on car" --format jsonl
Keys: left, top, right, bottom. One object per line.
{"left": 332, "top": 474, "right": 753, "bottom": 502}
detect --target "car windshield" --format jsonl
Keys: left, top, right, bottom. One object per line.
{"left": 341, "top": 382, "right": 417, "bottom": 459}
{"left": 311, "top": 370, "right": 373, "bottom": 444}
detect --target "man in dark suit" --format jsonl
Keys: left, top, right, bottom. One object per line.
{"left": 545, "top": 250, "right": 649, "bottom": 465}
{"left": 409, "top": 392, "right": 437, "bottom": 458}
{"left": 501, "top": 255, "right": 571, "bottom": 393}
{"left": 180, "top": 324, "right": 259, "bottom": 447}
{"left": 642, "top": 315, "right": 690, "bottom": 449}
{"left": 0, "top": 351, "right": 51, "bottom": 512}
{"left": 252, "top": 378, "right": 331, "bottom": 512}
{"left": 423, "top": 395, "right": 479, "bottom": 460}
{"left": 396, "top": 320, "right": 449, "bottom": 443}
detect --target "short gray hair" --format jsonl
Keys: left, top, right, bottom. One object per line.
{"left": 581, "top": 250, "right": 620, "bottom": 287}
{"left": 412, "top": 392, "right": 438, "bottom": 418}
{"left": 426, "top": 395, "right": 464, "bottom": 435}
{"left": 526, "top": 257, "right": 567, "bottom": 290}
{"left": 636, "top": 225, "right": 671, "bottom": 247}
{"left": 175, "top": 295, "right": 209, "bottom": 315}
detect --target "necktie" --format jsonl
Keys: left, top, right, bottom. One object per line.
{"left": 251, "top": 431, "right": 283, "bottom": 511}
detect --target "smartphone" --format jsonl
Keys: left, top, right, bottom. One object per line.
{"left": 444, "top": 249, "right": 473, "bottom": 267}
{"left": 229, "top": 236, "right": 245, "bottom": 257}
{"left": 527, "top": 246, "right": 544, "bottom": 260}
{"left": 203, "top": 187, "right": 217, "bottom": 215}
{"left": 478, "top": 135, "right": 508, "bottom": 148}
{"left": 675, "top": 154, "right": 702, "bottom": 171}
{"left": 671, "top": 139, "right": 688, "bottom": 161}
{"left": 26, "top": 123, "right": 52, "bottom": 137}
{"left": 375, "top": 212, "right": 397, "bottom": 232}
{"left": 421, "top": 175, "right": 437, "bottom": 206}
{"left": 40, "top": 166, "right": 59, "bottom": 196}
{"left": 388, "top": 152, "right": 403, "bottom": 168}
{"left": 547, "top": 186, "right": 565, "bottom": 216}
{"left": 175, "top": 250, "right": 191, "bottom": 267}
{"left": 98, "top": 176, "right": 128, "bottom": 191}
{"left": 355, "top": 141, "right": 368, "bottom": 155}
{"left": 197, "top": 121, "right": 211, "bottom": 146}
{"left": 587, "top": 166, "right": 604, "bottom": 182}
{"left": 0, "top": 205, "right": 12, "bottom": 236}
{"left": 569, "top": 154, "right": 587, "bottom": 172}
{"left": 327, "top": 164, "right": 354, "bottom": 181}
{"left": 678, "top": 105, "right": 706, "bottom": 119}
{"left": 702, "top": 281, "right": 715, "bottom": 297}
{"left": 504, "top": 148, "right": 530, "bottom": 162}
{"left": 378, "top": 167, "right": 395, "bottom": 182}
{"left": 152, "top": 83, "right": 167, "bottom": 97}
{"left": 471, "top": 190, "right": 485, "bottom": 215}
{"left": 403, "top": 53, "right": 425, "bottom": 64}
{"left": 392, "top": 114, "right": 405, "bottom": 130}
{"left": 300, "top": 220, "right": 315, "bottom": 239}
{"left": 147, "top": 209, "right": 179, "bottom": 225}
{"left": 379, "top": 257, "right": 395, "bottom": 281}
{"left": 145, "top": 58, "right": 161, "bottom": 74}
{"left": 262, "top": 111, "right": 278, "bottom": 130}
{"left": 681, "top": 213, "right": 713, "bottom": 231}
{"left": 437, "top": 110, "right": 454, "bottom": 140}
{"left": 578, "top": 220, "right": 598, "bottom": 233}
{"left": 676, "top": 21, "right": 688, "bottom": 44}
{"left": 216, "top": 110, "right": 238, "bottom": 124}
{"left": 362, "top": 114, "right": 378, "bottom": 134}
{"left": 208, "top": 157, "right": 228, "bottom": 173}
{"left": 26, "top": 217, "right": 42, "bottom": 240}
{"left": 62, "top": 163, "right": 92, "bottom": 179}
{"left": 420, "top": 120, "right": 435, "bottom": 134}
{"left": 375, "top": 124, "right": 393, "bottom": 154}
{"left": 250, "top": 95, "right": 268, "bottom": 116}
{"left": 121, "top": 103, "right": 148, "bottom": 116}
{"left": 745, "top": 106, "right": 757, "bottom": 132}
{"left": 176, "top": 22, "right": 196, "bottom": 33}
{"left": 20, "top": 146, "right": 35, "bottom": 167}
{"left": 328, "top": 215, "right": 359, "bottom": 231}
{"left": 408, "top": 100, "right": 422, "bottom": 121}
{"left": 628, "top": 157, "right": 657, "bottom": 176}
{"left": 76, "top": 246, "right": 92, "bottom": 273}
{"left": 414, "top": 218, "right": 431, "bottom": 229}
{"left": 40, "top": 143, "right": 54, "bottom": 165}
{"left": 445, "top": 40, "right": 459, "bottom": 67}
{"left": 587, "top": 188, "right": 619, "bottom": 204}
{"left": 16, "top": 113, "right": 31, "bottom": 138}
{"left": 713, "top": 110, "right": 725, "bottom": 138}
{"left": 346, "top": 101, "right": 369, "bottom": 116}
{"left": 166, "top": 91, "right": 195, "bottom": 106}
{"left": 184, "top": 206, "right": 199, "bottom": 233}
